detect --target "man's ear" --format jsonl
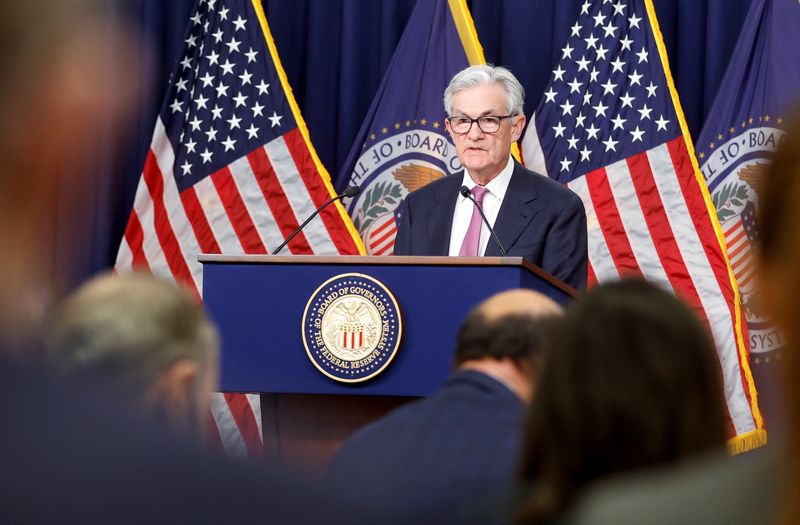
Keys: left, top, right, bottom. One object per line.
{"left": 444, "top": 118, "right": 454, "bottom": 139}
{"left": 512, "top": 114, "right": 527, "bottom": 141}
{"left": 145, "top": 359, "right": 199, "bottom": 431}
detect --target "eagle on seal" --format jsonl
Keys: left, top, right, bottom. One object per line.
{"left": 393, "top": 163, "right": 444, "bottom": 192}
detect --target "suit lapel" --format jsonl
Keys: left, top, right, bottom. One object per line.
{"left": 485, "top": 163, "right": 539, "bottom": 256}
{"left": 426, "top": 173, "right": 462, "bottom": 255}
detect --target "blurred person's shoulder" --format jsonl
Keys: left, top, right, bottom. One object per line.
{"left": 0, "top": 356, "right": 372, "bottom": 524}
{"left": 569, "top": 447, "right": 779, "bottom": 525}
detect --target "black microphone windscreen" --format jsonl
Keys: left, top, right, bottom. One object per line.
{"left": 459, "top": 185, "right": 471, "bottom": 198}
{"left": 342, "top": 186, "right": 361, "bottom": 198}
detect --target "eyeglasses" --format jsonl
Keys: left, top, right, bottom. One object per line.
{"left": 446, "top": 114, "right": 514, "bottom": 134}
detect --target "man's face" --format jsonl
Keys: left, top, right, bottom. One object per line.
{"left": 446, "top": 83, "right": 526, "bottom": 184}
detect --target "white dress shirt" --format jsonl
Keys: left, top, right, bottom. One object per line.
{"left": 448, "top": 155, "right": 514, "bottom": 256}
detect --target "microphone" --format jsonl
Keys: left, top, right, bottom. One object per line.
{"left": 459, "top": 185, "right": 507, "bottom": 256}
{"left": 340, "top": 185, "right": 362, "bottom": 198}
{"left": 272, "top": 186, "right": 361, "bottom": 255}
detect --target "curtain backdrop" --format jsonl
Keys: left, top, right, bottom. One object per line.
{"left": 80, "top": 0, "right": 753, "bottom": 289}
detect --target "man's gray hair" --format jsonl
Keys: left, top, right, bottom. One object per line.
{"left": 46, "top": 272, "right": 218, "bottom": 398}
{"left": 444, "top": 64, "right": 525, "bottom": 117}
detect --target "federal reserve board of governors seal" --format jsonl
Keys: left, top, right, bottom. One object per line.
{"left": 302, "top": 273, "right": 402, "bottom": 383}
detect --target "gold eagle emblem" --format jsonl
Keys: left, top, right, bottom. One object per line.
{"left": 393, "top": 163, "right": 444, "bottom": 192}
{"left": 738, "top": 163, "right": 768, "bottom": 199}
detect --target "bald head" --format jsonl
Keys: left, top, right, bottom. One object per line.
{"left": 453, "top": 289, "right": 563, "bottom": 368}
{"left": 474, "top": 289, "right": 562, "bottom": 323}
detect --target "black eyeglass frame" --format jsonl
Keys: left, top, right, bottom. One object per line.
{"left": 445, "top": 114, "right": 516, "bottom": 134}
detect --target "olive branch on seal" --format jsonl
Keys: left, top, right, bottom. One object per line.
{"left": 712, "top": 183, "right": 749, "bottom": 224}
{"left": 352, "top": 181, "right": 404, "bottom": 232}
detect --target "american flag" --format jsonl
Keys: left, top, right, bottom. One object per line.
{"left": 115, "top": 0, "right": 363, "bottom": 458}
{"left": 723, "top": 202, "right": 758, "bottom": 293}
{"left": 522, "top": 0, "right": 763, "bottom": 446}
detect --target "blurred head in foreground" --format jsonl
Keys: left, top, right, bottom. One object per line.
{"left": 46, "top": 272, "right": 219, "bottom": 437}
{"left": 757, "top": 112, "right": 800, "bottom": 524}
{"left": 454, "top": 289, "right": 562, "bottom": 401}
{"left": 0, "top": 0, "right": 143, "bottom": 357}
{"left": 516, "top": 279, "right": 728, "bottom": 523}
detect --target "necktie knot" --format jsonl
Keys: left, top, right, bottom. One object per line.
{"left": 471, "top": 185, "right": 488, "bottom": 204}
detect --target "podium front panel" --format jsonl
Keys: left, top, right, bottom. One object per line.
{"left": 203, "top": 258, "right": 572, "bottom": 397}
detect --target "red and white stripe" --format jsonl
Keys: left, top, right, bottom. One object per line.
{"left": 366, "top": 213, "right": 398, "bottom": 256}
{"left": 525, "top": 129, "right": 757, "bottom": 438}
{"left": 209, "top": 392, "right": 263, "bottom": 459}
{"left": 116, "top": 118, "right": 361, "bottom": 458}
{"left": 650, "top": 139, "right": 753, "bottom": 435}
{"left": 723, "top": 218, "right": 755, "bottom": 291}
{"left": 341, "top": 328, "right": 364, "bottom": 350}
{"left": 118, "top": 120, "right": 360, "bottom": 271}
{"left": 564, "top": 176, "right": 618, "bottom": 286}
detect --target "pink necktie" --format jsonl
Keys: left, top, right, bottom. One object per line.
{"left": 459, "top": 186, "right": 489, "bottom": 256}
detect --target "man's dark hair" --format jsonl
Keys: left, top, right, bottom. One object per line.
{"left": 453, "top": 310, "right": 557, "bottom": 369}
{"left": 516, "top": 279, "right": 728, "bottom": 524}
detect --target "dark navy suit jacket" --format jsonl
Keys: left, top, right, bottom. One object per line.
{"left": 0, "top": 358, "right": 365, "bottom": 524}
{"left": 327, "top": 371, "right": 526, "bottom": 520}
{"left": 394, "top": 161, "right": 588, "bottom": 290}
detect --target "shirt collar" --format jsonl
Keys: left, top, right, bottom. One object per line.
{"left": 461, "top": 155, "right": 515, "bottom": 199}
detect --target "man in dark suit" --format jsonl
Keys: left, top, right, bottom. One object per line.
{"left": 326, "top": 289, "right": 562, "bottom": 521}
{"left": 394, "top": 64, "right": 588, "bottom": 290}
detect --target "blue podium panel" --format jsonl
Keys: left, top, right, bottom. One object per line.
{"left": 201, "top": 256, "right": 575, "bottom": 397}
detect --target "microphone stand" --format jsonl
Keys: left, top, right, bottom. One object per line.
{"left": 272, "top": 186, "right": 361, "bottom": 255}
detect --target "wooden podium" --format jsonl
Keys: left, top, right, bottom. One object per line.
{"left": 200, "top": 255, "right": 575, "bottom": 474}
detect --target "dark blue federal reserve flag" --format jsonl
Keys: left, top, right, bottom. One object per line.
{"left": 338, "top": 0, "right": 484, "bottom": 255}
{"left": 697, "top": 0, "right": 800, "bottom": 430}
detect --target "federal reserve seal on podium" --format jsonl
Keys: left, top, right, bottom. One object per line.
{"left": 302, "top": 273, "right": 402, "bottom": 383}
